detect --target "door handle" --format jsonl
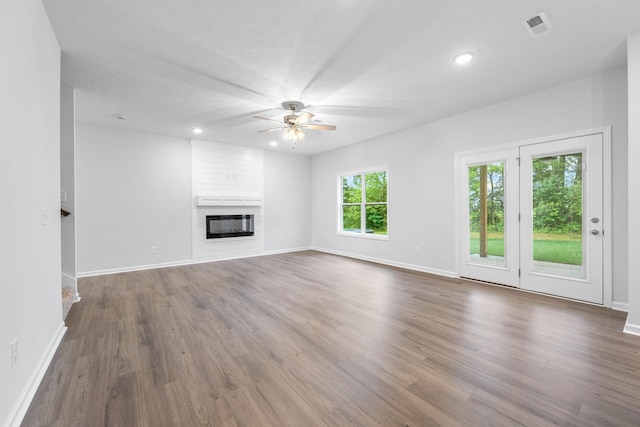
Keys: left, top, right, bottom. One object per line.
{"left": 591, "top": 229, "right": 600, "bottom": 235}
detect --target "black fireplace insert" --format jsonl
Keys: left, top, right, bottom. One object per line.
{"left": 206, "top": 214, "right": 254, "bottom": 239}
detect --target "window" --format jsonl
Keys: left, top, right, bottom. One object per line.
{"left": 339, "top": 167, "right": 388, "bottom": 238}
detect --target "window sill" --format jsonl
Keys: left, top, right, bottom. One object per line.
{"left": 337, "top": 232, "right": 389, "bottom": 241}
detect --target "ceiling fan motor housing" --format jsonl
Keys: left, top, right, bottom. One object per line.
{"left": 284, "top": 114, "right": 298, "bottom": 124}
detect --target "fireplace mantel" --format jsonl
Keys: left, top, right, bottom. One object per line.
{"left": 196, "top": 196, "right": 262, "bottom": 207}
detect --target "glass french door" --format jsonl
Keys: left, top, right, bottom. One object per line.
{"left": 520, "top": 134, "right": 603, "bottom": 303}
{"left": 458, "top": 148, "right": 520, "bottom": 287}
{"left": 458, "top": 133, "right": 604, "bottom": 304}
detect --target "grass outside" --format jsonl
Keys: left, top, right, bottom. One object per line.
{"left": 469, "top": 231, "right": 582, "bottom": 265}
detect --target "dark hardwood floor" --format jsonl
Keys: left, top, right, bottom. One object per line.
{"left": 22, "top": 251, "right": 640, "bottom": 426}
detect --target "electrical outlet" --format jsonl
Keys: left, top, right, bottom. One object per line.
{"left": 11, "top": 339, "right": 18, "bottom": 367}
{"left": 151, "top": 246, "right": 158, "bottom": 254}
{"left": 415, "top": 246, "right": 421, "bottom": 255}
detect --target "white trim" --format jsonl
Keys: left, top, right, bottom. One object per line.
{"left": 78, "top": 247, "right": 457, "bottom": 279}
{"left": 77, "top": 248, "right": 313, "bottom": 278}
{"left": 623, "top": 320, "right": 640, "bottom": 336}
{"left": 262, "top": 246, "right": 313, "bottom": 256}
{"left": 4, "top": 322, "right": 67, "bottom": 427}
{"left": 61, "top": 272, "right": 76, "bottom": 289}
{"left": 196, "top": 195, "right": 262, "bottom": 207}
{"left": 455, "top": 127, "right": 611, "bottom": 157}
{"left": 612, "top": 301, "right": 629, "bottom": 312}
{"left": 337, "top": 164, "right": 390, "bottom": 177}
{"left": 602, "top": 126, "right": 613, "bottom": 307}
{"left": 336, "top": 232, "right": 389, "bottom": 241}
{"left": 311, "top": 246, "right": 456, "bottom": 278}
{"left": 78, "top": 259, "right": 201, "bottom": 277}
{"left": 61, "top": 272, "right": 80, "bottom": 302}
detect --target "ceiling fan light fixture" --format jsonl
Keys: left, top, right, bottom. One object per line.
{"left": 454, "top": 52, "right": 475, "bottom": 65}
{"left": 283, "top": 125, "right": 306, "bottom": 143}
{"left": 254, "top": 100, "right": 335, "bottom": 146}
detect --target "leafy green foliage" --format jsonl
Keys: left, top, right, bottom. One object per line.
{"left": 365, "top": 171, "right": 387, "bottom": 202}
{"left": 468, "top": 163, "right": 504, "bottom": 233}
{"left": 342, "top": 205, "right": 361, "bottom": 231}
{"left": 341, "top": 171, "right": 387, "bottom": 234}
{"left": 468, "top": 154, "right": 583, "bottom": 236}
{"left": 532, "top": 154, "right": 582, "bottom": 233}
{"left": 366, "top": 205, "right": 387, "bottom": 233}
{"left": 342, "top": 175, "right": 361, "bottom": 203}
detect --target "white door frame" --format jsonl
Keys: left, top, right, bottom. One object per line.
{"left": 454, "top": 127, "right": 612, "bottom": 307}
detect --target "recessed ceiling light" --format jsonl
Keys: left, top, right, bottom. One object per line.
{"left": 192, "top": 128, "right": 203, "bottom": 134}
{"left": 454, "top": 52, "right": 475, "bottom": 65}
{"left": 270, "top": 141, "right": 278, "bottom": 147}
{"left": 116, "top": 114, "right": 127, "bottom": 120}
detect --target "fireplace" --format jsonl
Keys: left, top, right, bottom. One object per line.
{"left": 206, "top": 214, "right": 254, "bottom": 239}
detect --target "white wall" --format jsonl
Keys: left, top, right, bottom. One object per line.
{"left": 75, "top": 126, "right": 313, "bottom": 273}
{"left": 311, "top": 67, "right": 629, "bottom": 304}
{"left": 264, "top": 150, "right": 311, "bottom": 252}
{"left": 0, "top": 0, "right": 64, "bottom": 425}
{"left": 76, "top": 124, "right": 193, "bottom": 274}
{"left": 625, "top": 34, "right": 640, "bottom": 333}
{"left": 60, "top": 86, "right": 77, "bottom": 291}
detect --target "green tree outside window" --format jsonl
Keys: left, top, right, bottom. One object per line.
{"left": 341, "top": 169, "right": 388, "bottom": 236}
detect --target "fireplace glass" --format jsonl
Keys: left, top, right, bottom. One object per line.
{"left": 206, "top": 214, "right": 254, "bottom": 239}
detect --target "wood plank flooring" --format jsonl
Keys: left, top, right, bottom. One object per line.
{"left": 22, "top": 251, "right": 640, "bottom": 426}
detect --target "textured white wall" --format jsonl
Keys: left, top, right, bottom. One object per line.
{"left": 0, "top": 0, "right": 63, "bottom": 425}
{"left": 76, "top": 124, "right": 193, "bottom": 274}
{"left": 311, "top": 67, "right": 629, "bottom": 304}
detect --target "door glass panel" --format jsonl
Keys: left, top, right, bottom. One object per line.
{"left": 468, "top": 162, "right": 505, "bottom": 267}
{"left": 531, "top": 153, "right": 584, "bottom": 278}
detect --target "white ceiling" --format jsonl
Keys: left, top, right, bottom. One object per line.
{"left": 42, "top": 0, "right": 640, "bottom": 156}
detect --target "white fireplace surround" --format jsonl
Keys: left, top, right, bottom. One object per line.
{"left": 196, "top": 195, "right": 262, "bottom": 207}
{"left": 191, "top": 140, "right": 265, "bottom": 261}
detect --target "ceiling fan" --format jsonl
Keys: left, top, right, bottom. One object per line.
{"left": 254, "top": 101, "right": 336, "bottom": 147}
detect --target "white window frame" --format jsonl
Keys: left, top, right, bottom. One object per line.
{"left": 337, "top": 165, "right": 389, "bottom": 240}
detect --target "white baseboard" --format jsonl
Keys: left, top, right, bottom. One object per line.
{"left": 4, "top": 322, "right": 67, "bottom": 427}
{"left": 612, "top": 301, "right": 629, "bottom": 312}
{"left": 61, "top": 272, "right": 76, "bottom": 289}
{"left": 263, "top": 246, "right": 312, "bottom": 256}
{"left": 623, "top": 320, "right": 640, "bottom": 336}
{"left": 311, "top": 246, "right": 456, "bottom": 278}
{"left": 61, "top": 273, "right": 81, "bottom": 302}
{"left": 78, "top": 259, "right": 197, "bottom": 278}
{"left": 78, "top": 248, "right": 314, "bottom": 278}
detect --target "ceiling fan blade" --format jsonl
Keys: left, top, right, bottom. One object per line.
{"left": 258, "top": 126, "right": 287, "bottom": 133}
{"left": 294, "top": 112, "right": 314, "bottom": 125}
{"left": 300, "top": 124, "right": 336, "bottom": 131}
{"left": 254, "top": 116, "right": 283, "bottom": 124}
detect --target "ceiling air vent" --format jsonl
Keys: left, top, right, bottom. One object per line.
{"left": 522, "top": 11, "right": 553, "bottom": 38}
